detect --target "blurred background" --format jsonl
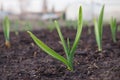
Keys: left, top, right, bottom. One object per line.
{"left": 0, "top": 0, "right": 120, "bottom": 30}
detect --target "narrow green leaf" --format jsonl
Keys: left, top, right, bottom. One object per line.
{"left": 110, "top": 18, "right": 113, "bottom": 35}
{"left": 3, "top": 16, "right": 10, "bottom": 41}
{"left": 98, "top": 5, "right": 104, "bottom": 39}
{"left": 110, "top": 17, "right": 117, "bottom": 43}
{"left": 54, "top": 21, "right": 69, "bottom": 57}
{"left": 94, "top": 19, "right": 102, "bottom": 51}
{"left": 27, "top": 31, "right": 68, "bottom": 66}
{"left": 67, "top": 38, "right": 70, "bottom": 54}
{"left": 94, "top": 5, "right": 104, "bottom": 51}
{"left": 70, "top": 6, "right": 83, "bottom": 55}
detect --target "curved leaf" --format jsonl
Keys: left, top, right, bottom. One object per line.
{"left": 70, "top": 6, "right": 83, "bottom": 55}
{"left": 54, "top": 21, "right": 69, "bottom": 57}
{"left": 27, "top": 31, "right": 68, "bottom": 66}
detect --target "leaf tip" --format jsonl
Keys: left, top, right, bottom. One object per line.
{"left": 27, "top": 31, "right": 30, "bottom": 33}
{"left": 54, "top": 20, "right": 57, "bottom": 24}
{"left": 27, "top": 31, "right": 31, "bottom": 35}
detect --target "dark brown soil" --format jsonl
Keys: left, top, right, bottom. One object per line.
{"left": 0, "top": 26, "right": 120, "bottom": 80}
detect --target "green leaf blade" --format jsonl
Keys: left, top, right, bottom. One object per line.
{"left": 3, "top": 16, "right": 10, "bottom": 41}
{"left": 110, "top": 17, "right": 117, "bottom": 43}
{"left": 54, "top": 21, "right": 69, "bottom": 57}
{"left": 67, "top": 38, "right": 70, "bottom": 53}
{"left": 70, "top": 6, "right": 83, "bottom": 55}
{"left": 94, "top": 5, "right": 104, "bottom": 51}
{"left": 98, "top": 5, "right": 104, "bottom": 39}
{"left": 94, "top": 19, "right": 102, "bottom": 51}
{"left": 27, "top": 31, "right": 68, "bottom": 66}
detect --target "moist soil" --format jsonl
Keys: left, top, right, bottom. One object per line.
{"left": 0, "top": 26, "right": 120, "bottom": 80}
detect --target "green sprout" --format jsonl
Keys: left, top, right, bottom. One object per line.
{"left": 110, "top": 17, "right": 117, "bottom": 43}
{"left": 3, "top": 16, "right": 11, "bottom": 48}
{"left": 94, "top": 5, "right": 104, "bottom": 51}
{"left": 27, "top": 6, "right": 83, "bottom": 71}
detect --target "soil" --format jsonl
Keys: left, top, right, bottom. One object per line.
{"left": 0, "top": 26, "right": 120, "bottom": 80}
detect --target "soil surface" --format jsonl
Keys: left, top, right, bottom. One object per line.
{"left": 0, "top": 26, "right": 120, "bottom": 80}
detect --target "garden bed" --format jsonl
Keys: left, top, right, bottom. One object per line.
{"left": 0, "top": 26, "right": 120, "bottom": 80}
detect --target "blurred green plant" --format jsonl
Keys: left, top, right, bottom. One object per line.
{"left": 47, "top": 19, "right": 56, "bottom": 32}
{"left": 94, "top": 5, "right": 104, "bottom": 51}
{"left": 27, "top": 6, "right": 83, "bottom": 71}
{"left": 110, "top": 17, "right": 117, "bottom": 43}
{"left": 14, "top": 20, "right": 19, "bottom": 35}
{"left": 24, "top": 21, "right": 32, "bottom": 31}
{"left": 3, "top": 16, "right": 11, "bottom": 48}
{"left": 65, "top": 20, "right": 77, "bottom": 29}
{"left": 38, "top": 21, "right": 45, "bottom": 27}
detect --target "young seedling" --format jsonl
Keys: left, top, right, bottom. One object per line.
{"left": 27, "top": 6, "right": 83, "bottom": 71}
{"left": 94, "top": 5, "right": 104, "bottom": 51}
{"left": 3, "top": 16, "right": 11, "bottom": 48}
{"left": 110, "top": 17, "right": 117, "bottom": 43}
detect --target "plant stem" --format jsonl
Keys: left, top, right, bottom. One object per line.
{"left": 67, "top": 55, "right": 74, "bottom": 71}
